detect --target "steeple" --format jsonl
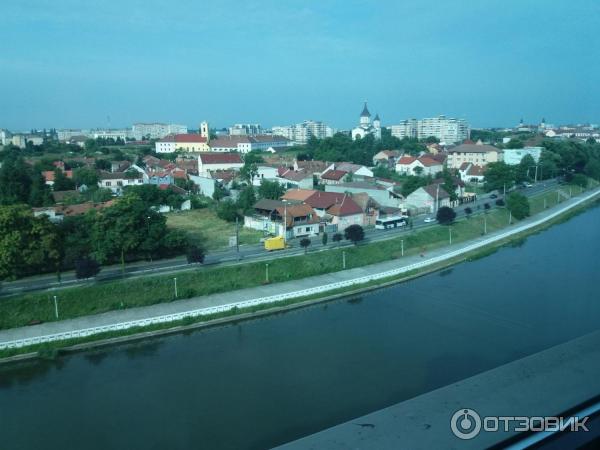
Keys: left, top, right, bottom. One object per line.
{"left": 360, "top": 102, "right": 371, "bottom": 118}
{"left": 374, "top": 113, "right": 380, "bottom": 121}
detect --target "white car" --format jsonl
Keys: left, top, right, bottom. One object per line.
{"left": 424, "top": 217, "right": 436, "bottom": 223}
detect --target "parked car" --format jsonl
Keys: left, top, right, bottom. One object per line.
{"left": 424, "top": 217, "right": 436, "bottom": 223}
{"left": 523, "top": 182, "right": 533, "bottom": 188}
{"left": 490, "top": 193, "right": 498, "bottom": 199}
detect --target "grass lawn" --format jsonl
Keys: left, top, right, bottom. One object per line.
{"left": 166, "top": 208, "right": 263, "bottom": 250}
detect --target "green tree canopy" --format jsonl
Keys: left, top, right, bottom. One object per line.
{"left": 507, "top": 192, "right": 530, "bottom": 220}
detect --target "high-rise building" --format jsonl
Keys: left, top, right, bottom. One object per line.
{"left": 390, "top": 116, "right": 469, "bottom": 144}
{"left": 131, "top": 123, "right": 188, "bottom": 140}
{"left": 229, "top": 124, "right": 262, "bottom": 136}
{"left": 272, "top": 120, "right": 334, "bottom": 145}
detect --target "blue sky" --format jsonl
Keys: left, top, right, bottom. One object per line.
{"left": 1, "top": 0, "right": 598, "bottom": 131}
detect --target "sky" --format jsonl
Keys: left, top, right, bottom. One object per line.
{"left": 1, "top": 0, "right": 599, "bottom": 131}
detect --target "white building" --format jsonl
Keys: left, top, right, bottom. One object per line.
{"left": 91, "top": 129, "right": 131, "bottom": 141}
{"left": 197, "top": 153, "right": 243, "bottom": 176}
{"left": 11, "top": 134, "right": 43, "bottom": 148}
{"left": 351, "top": 103, "right": 381, "bottom": 141}
{"left": 502, "top": 147, "right": 543, "bottom": 165}
{"left": 272, "top": 120, "right": 334, "bottom": 145}
{"left": 132, "top": 123, "right": 188, "bottom": 140}
{"left": 229, "top": 124, "right": 262, "bottom": 136}
{"left": 391, "top": 116, "right": 469, "bottom": 144}
{"left": 98, "top": 171, "right": 144, "bottom": 195}
{"left": 207, "top": 135, "right": 291, "bottom": 153}
{"left": 1, "top": 129, "right": 12, "bottom": 146}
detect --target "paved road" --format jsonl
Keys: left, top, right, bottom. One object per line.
{"left": 0, "top": 179, "right": 561, "bottom": 297}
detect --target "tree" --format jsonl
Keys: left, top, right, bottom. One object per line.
{"left": 484, "top": 202, "right": 491, "bottom": 211}
{"left": 258, "top": 179, "right": 284, "bottom": 200}
{"left": 300, "top": 238, "right": 311, "bottom": 254}
{"left": 436, "top": 206, "right": 456, "bottom": 225}
{"left": 0, "top": 206, "right": 62, "bottom": 280}
{"left": 505, "top": 138, "right": 524, "bottom": 149}
{"left": 413, "top": 166, "right": 424, "bottom": 176}
{"left": 216, "top": 200, "right": 241, "bottom": 222}
{"left": 495, "top": 199, "right": 505, "bottom": 206}
{"left": 332, "top": 233, "right": 343, "bottom": 245}
{"left": 237, "top": 186, "right": 257, "bottom": 213}
{"left": 186, "top": 245, "right": 205, "bottom": 264}
{"left": 464, "top": 207, "right": 473, "bottom": 218}
{"left": 344, "top": 224, "right": 365, "bottom": 245}
{"left": 441, "top": 169, "right": 458, "bottom": 202}
{"left": 515, "top": 154, "right": 536, "bottom": 183}
{"left": 53, "top": 169, "right": 75, "bottom": 191}
{"left": 0, "top": 151, "right": 33, "bottom": 205}
{"left": 484, "top": 162, "right": 515, "bottom": 192}
{"left": 28, "top": 173, "right": 54, "bottom": 207}
{"left": 212, "top": 182, "right": 227, "bottom": 202}
{"left": 73, "top": 167, "right": 99, "bottom": 187}
{"left": 571, "top": 174, "right": 588, "bottom": 188}
{"left": 322, "top": 232, "right": 328, "bottom": 246}
{"left": 507, "top": 192, "right": 530, "bottom": 220}
{"left": 75, "top": 256, "right": 101, "bottom": 279}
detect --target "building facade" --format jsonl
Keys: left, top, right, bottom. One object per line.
{"left": 390, "top": 115, "right": 469, "bottom": 144}
{"left": 272, "top": 120, "right": 334, "bottom": 145}
{"left": 132, "top": 123, "right": 188, "bottom": 140}
{"left": 351, "top": 102, "right": 381, "bottom": 141}
{"left": 502, "top": 147, "right": 543, "bottom": 165}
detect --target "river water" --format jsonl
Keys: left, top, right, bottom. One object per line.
{"left": 1, "top": 204, "right": 599, "bottom": 450}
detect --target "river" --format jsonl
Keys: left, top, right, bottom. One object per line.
{"left": 1, "top": 204, "right": 599, "bottom": 450}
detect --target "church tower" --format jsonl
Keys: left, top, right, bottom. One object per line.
{"left": 200, "top": 121, "right": 210, "bottom": 141}
{"left": 360, "top": 102, "right": 371, "bottom": 127}
{"left": 373, "top": 113, "right": 381, "bottom": 139}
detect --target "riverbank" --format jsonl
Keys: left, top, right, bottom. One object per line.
{"left": 0, "top": 186, "right": 598, "bottom": 362}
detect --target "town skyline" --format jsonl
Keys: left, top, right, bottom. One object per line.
{"left": 2, "top": 0, "right": 599, "bottom": 130}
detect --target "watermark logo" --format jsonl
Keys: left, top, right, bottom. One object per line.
{"left": 450, "top": 408, "right": 589, "bottom": 440}
{"left": 451, "top": 409, "right": 482, "bottom": 440}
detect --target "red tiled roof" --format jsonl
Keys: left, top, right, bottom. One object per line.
{"left": 304, "top": 191, "right": 347, "bottom": 209}
{"left": 326, "top": 196, "right": 363, "bottom": 217}
{"left": 418, "top": 156, "right": 442, "bottom": 167}
{"left": 282, "top": 189, "right": 317, "bottom": 202}
{"left": 321, "top": 169, "right": 347, "bottom": 180}
{"left": 159, "top": 134, "right": 207, "bottom": 143}
{"left": 198, "top": 153, "right": 243, "bottom": 164}
{"left": 275, "top": 204, "right": 319, "bottom": 227}
{"left": 459, "top": 162, "right": 470, "bottom": 171}
{"left": 43, "top": 170, "right": 73, "bottom": 182}
{"left": 397, "top": 156, "right": 417, "bottom": 165}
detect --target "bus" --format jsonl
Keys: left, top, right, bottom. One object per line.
{"left": 375, "top": 216, "right": 407, "bottom": 230}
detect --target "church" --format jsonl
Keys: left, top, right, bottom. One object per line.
{"left": 351, "top": 102, "right": 381, "bottom": 141}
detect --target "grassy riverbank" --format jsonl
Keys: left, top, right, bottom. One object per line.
{"left": 0, "top": 184, "right": 594, "bottom": 332}
{"left": 0, "top": 189, "right": 598, "bottom": 361}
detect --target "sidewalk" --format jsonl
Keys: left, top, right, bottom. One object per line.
{"left": 1, "top": 187, "right": 598, "bottom": 348}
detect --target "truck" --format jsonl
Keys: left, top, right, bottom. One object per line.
{"left": 264, "top": 235, "right": 286, "bottom": 251}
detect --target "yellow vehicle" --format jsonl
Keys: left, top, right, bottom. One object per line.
{"left": 264, "top": 236, "right": 286, "bottom": 251}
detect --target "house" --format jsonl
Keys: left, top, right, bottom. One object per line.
{"left": 405, "top": 184, "right": 451, "bottom": 214}
{"left": 320, "top": 169, "right": 348, "bottom": 185}
{"left": 325, "top": 195, "right": 365, "bottom": 231}
{"left": 502, "top": 147, "right": 543, "bottom": 165}
{"left": 324, "top": 181, "right": 404, "bottom": 208}
{"left": 293, "top": 160, "right": 330, "bottom": 178}
{"left": 446, "top": 143, "right": 500, "bottom": 169}
{"left": 188, "top": 174, "right": 217, "bottom": 198}
{"left": 302, "top": 191, "right": 348, "bottom": 217}
{"left": 458, "top": 163, "right": 486, "bottom": 183}
{"left": 33, "top": 200, "right": 115, "bottom": 223}
{"left": 98, "top": 171, "right": 144, "bottom": 194}
{"left": 155, "top": 134, "right": 210, "bottom": 153}
{"left": 197, "top": 153, "right": 243, "bottom": 176}
{"left": 252, "top": 165, "right": 280, "bottom": 186}
{"left": 244, "top": 200, "right": 319, "bottom": 239}
{"left": 111, "top": 160, "right": 131, "bottom": 173}
{"left": 277, "top": 168, "right": 313, "bottom": 189}
{"left": 325, "top": 162, "right": 374, "bottom": 180}
{"left": 281, "top": 188, "right": 317, "bottom": 203}
{"left": 208, "top": 135, "right": 291, "bottom": 153}
{"left": 372, "top": 150, "right": 401, "bottom": 167}
{"left": 395, "top": 155, "right": 443, "bottom": 176}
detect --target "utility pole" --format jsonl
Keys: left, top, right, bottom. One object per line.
{"left": 544, "top": 198, "right": 547, "bottom": 209}
{"left": 173, "top": 278, "right": 178, "bottom": 298}
{"left": 535, "top": 165, "right": 538, "bottom": 183}
{"left": 235, "top": 216, "right": 240, "bottom": 260}
{"left": 484, "top": 215, "right": 487, "bottom": 235}
{"left": 449, "top": 227, "right": 452, "bottom": 245}
{"left": 435, "top": 183, "right": 440, "bottom": 214}
{"left": 401, "top": 239, "right": 404, "bottom": 257}
{"left": 509, "top": 211, "right": 512, "bottom": 225}
{"left": 53, "top": 295, "right": 59, "bottom": 319}
{"left": 557, "top": 191, "right": 560, "bottom": 204}
{"left": 283, "top": 204, "right": 287, "bottom": 245}
{"left": 265, "top": 263, "right": 269, "bottom": 283}
{"left": 342, "top": 251, "right": 346, "bottom": 269}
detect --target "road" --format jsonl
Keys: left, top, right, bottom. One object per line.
{"left": 0, "top": 179, "right": 561, "bottom": 297}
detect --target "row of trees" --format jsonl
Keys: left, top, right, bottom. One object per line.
{"left": 484, "top": 140, "right": 600, "bottom": 192}
{"left": 0, "top": 192, "right": 190, "bottom": 280}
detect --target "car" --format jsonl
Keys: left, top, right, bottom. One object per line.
{"left": 523, "top": 182, "right": 533, "bottom": 188}
{"left": 490, "top": 194, "right": 498, "bottom": 199}
{"left": 424, "top": 217, "right": 436, "bottom": 223}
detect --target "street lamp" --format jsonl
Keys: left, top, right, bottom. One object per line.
{"left": 449, "top": 227, "right": 452, "bottom": 245}
{"left": 342, "top": 251, "right": 346, "bottom": 269}
{"left": 265, "top": 263, "right": 269, "bottom": 283}
{"left": 53, "top": 295, "right": 59, "bottom": 319}
{"left": 173, "top": 277, "right": 178, "bottom": 298}
{"left": 401, "top": 239, "right": 404, "bottom": 257}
